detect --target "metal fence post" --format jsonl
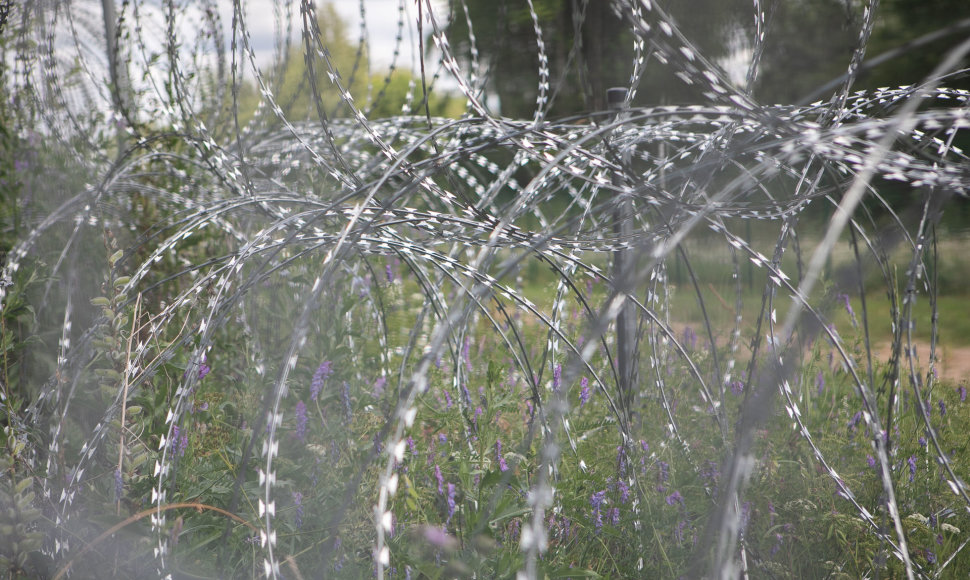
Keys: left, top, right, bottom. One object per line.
{"left": 607, "top": 88, "right": 637, "bottom": 422}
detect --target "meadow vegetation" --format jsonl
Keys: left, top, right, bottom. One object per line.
{"left": 2, "top": 1, "right": 970, "bottom": 579}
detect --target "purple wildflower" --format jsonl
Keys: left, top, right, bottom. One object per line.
{"left": 579, "top": 377, "right": 590, "bottom": 408}
{"left": 114, "top": 468, "right": 123, "bottom": 502}
{"left": 607, "top": 507, "right": 620, "bottom": 526}
{"left": 178, "top": 432, "right": 189, "bottom": 457}
{"left": 674, "top": 519, "right": 688, "bottom": 544}
{"left": 292, "top": 492, "right": 303, "bottom": 529}
{"left": 848, "top": 411, "right": 862, "bottom": 432}
{"left": 591, "top": 490, "right": 607, "bottom": 509}
{"left": 683, "top": 326, "right": 697, "bottom": 350}
{"left": 616, "top": 479, "right": 630, "bottom": 503}
{"left": 311, "top": 361, "right": 332, "bottom": 400}
{"left": 665, "top": 490, "right": 683, "bottom": 506}
{"left": 552, "top": 364, "right": 562, "bottom": 392}
{"left": 446, "top": 483, "right": 457, "bottom": 523}
{"left": 590, "top": 490, "right": 607, "bottom": 532}
{"left": 658, "top": 461, "right": 670, "bottom": 483}
{"left": 939, "top": 400, "right": 947, "bottom": 417}
{"left": 816, "top": 371, "right": 825, "bottom": 395}
{"left": 701, "top": 460, "right": 719, "bottom": 484}
{"left": 434, "top": 464, "right": 444, "bottom": 494}
{"left": 496, "top": 440, "right": 508, "bottom": 472}
{"left": 927, "top": 550, "right": 937, "bottom": 564}
{"left": 731, "top": 380, "right": 744, "bottom": 396}
{"left": 908, "top": 455, "right": 918, "bottom": 482}
{"left": 295, "top": 400, "right": 308, "bottom": 442}
{"left": 406, "top": 436, "right": 417, "bottom": 457}
{"left": 372, "top": 432, "right": 383, "bottom": 454}
{"left": 333, "top": 537, "right": 343, "bottom": 571}
{"left": 443, "top": 388, "right": 453, "bottom": 409}
{"left": 616, "top": 445, "right": 628, "bottom": 477}
{"left": 867, "top": 455, "right": 877, "bottom": 468}
{"left": 423, "top": 526, "right": 454, "bottom": 548}
{"left": 839, "top": 293, "right": 858, "bottom": 327}
{"left": 771, "top": 533, "right": 784, "bottom": 557}
{"left": 958, "top": 386, "right": 967, "bottom": 403}
{"left": 171, "top": 425, "right": 181, "bottom": 455}
{"left": 385, "top": 263, "right": 395, "bottom": 284}
{"left": 197, "top": 355, "right": 210, "bottom": 380}
{"left": 373, "top": 376, "right": 387, "bottom": 398}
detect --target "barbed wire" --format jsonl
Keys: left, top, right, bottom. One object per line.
{"left": 2, "top": 1, "right": 970, "bottom": 578}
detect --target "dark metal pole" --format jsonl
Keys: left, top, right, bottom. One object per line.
{"left": 607, "top": 88, "right": 636, "bottom": 421}
{"left": 101, "top": 0, "right": 129, "bottom": 152}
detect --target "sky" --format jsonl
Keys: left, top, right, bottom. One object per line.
{"left": 220, "top": 0, "right": 439, "bottom": 71}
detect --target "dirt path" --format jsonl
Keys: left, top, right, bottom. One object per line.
{"left": 664, "top": 321, "right": 970, "bottom": 385}
{"left": 871, "top": 341, "right": 970, "bottom": 385}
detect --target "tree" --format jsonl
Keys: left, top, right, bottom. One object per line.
{"left": 752, "top": 0, "right": 860, "bottom": 104}
{"left": 250, "top": 2, "right": 464, "bottom": 121}
{"left": 753, "top": 0, "right": 970, "bottom": 104}
{"left": 235, "top": 3, "right": 462, "bottom": 127}
{"left": 446, "top": 0, "right": 749, "bottom": 117}
{"left": 862, "top": 0, "right": 970, "bottom": 92}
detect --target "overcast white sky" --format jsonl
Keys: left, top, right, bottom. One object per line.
{"left": 220, "top": 0, "right": 442, "bottom": 71}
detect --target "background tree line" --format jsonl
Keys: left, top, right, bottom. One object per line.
{"left": 444, "top": 0, "right": 969, "bottom": 117}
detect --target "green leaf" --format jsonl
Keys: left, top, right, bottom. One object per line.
{"left": 480, "top": 469, "right": 518, "bottom": 489}
{"left": 544, "top": 567, "right": 603, "bottom": 578}
{"left": 14, "top": 478, "right": 32, "bottom": 494}
{"left": 489, "top": 502, "right": 530, "bottom": 524}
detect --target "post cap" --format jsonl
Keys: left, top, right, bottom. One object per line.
{"left": 606, "top": 88, "right": 629, "bottom": 110}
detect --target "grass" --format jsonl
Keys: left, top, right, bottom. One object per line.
{"left": 4, "top": 1, "right": 970, "bottom": 578}
{"left": 4, "top": 144, "right": 970, "bottom": 579}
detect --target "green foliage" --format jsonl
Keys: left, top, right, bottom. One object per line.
{"left": 233, "top": 3, "right": 464, "bottom": 126}
{"left": 754, "top": 0, "right": 970, "bottom": 103}
{"left": 4, "top": 0, "right": 970, "bottom": 578}
{"left": 447, "top": 0, "right": 752, "bottom": 114}
{"left": 865, "top": 0, "right": 970, "bottom": 92}
{"left": 0, "top": 436, "right": 45, "bottom": 578}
